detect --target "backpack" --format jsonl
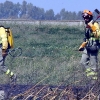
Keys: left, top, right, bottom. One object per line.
{"left": 5, "top": 28, "right": 14, "bottom": 49}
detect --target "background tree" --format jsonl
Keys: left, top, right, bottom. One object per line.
{"left": 20, "top": 0, "right": 27, "bottom": 18}
{"left": 13, "top": 3, "right": 21, "bottom": 18}
{"left": 55, "top": 13, "right": 61, "bottom": 20}
{"left": 0, "top": 3, "right": 4, "bottom": 18}
{"left": 60, "top": 8, "right": 66, "bottom": 20}
{"left": 3, "top": 1, "right": 15, "bottom": 18}
{"left": 71, "top": 11, "right": 77, "bottom": 20}
{"left": 0, "top": 1, "right": 96, "bottom": 20}
{"left": 45, "top": 9, "right": 55, "bottom": 20}
{"left": 24, "top": 3, "right": 33, "bottom": 19}
{"left": 77, "top": 11, "right": 83, "bottom": 20}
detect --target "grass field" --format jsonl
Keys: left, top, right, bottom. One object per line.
{"left": 0, "top": 23, "right": 100, "bottom": 99}
{"left": 0, "top": 23, "right": 90, "bottom": 86}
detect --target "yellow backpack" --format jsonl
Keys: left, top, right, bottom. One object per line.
{"left": 5, "top": 28, "right": 14, "bottom": 49}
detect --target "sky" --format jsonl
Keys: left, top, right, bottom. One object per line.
{"left": 1, "top": 0, "right": 100, "bottom": 14}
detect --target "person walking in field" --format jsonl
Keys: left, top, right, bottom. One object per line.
{"left": 78, "top": 10, "right": 100, "bottom": 83}
{"left": 0, "top": 26, "right": 17, "bottom": 85}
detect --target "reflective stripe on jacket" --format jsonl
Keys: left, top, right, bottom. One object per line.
{"left": 86, "top": 22, "right": 100, "bottom": 48}
{"left": 92, "top": 22, "right": 100, "bottom": 38}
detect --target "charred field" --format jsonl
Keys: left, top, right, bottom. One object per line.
{"left": 0, "top": 83, "right": 100, "bottom": 100}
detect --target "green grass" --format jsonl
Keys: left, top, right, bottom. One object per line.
{"left": 0, "top": 23, "right": 88, "bottom": 85}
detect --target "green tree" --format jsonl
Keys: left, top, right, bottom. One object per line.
{"left": 60, "top": 8, "right": 66, "bottom": 20}
{"left": 72, "top": 12, "right": 77, "bottom": 20}
{"left": 13, "top": 3, "right": 21, "bottom": 18}
{"left": 20, "top": 0, "right": 27, "bottom": 18}
{"left": 0, "top": 3, "right": 4, "bottom": 18}
{"left": 0, "top": 1, "right": 85, "bottom": 20}
{"left": 77, "top": 11, "right": 83, "bottom": 20}
{"left": 3, "top": 1, "right": 15, "bottom": 18}
{"left": 33, "top": 7, "right": 45, "bottom": 20}
{"left": 55, "top": 13, "right": 61, "bottom": 20}
{"left": 26, "top": 3, "right": 34, "bottom": 19}
{"left": 37, "top": 8, "right": 45, "bottom": 20}
{"left": 45, "top": 9, "right": 55, "bottom": 20}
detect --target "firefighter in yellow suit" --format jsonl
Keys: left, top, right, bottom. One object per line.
{"left": 0, "top": 26, "right": 16, "bottom": 85}
{"left": 79, "top": 10, "right": 100, "bottom": 83}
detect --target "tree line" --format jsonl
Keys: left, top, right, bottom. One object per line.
{"left": 0, "top": 0, "right": 98, "bottom": 20}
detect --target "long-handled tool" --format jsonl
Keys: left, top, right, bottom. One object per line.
{"left": 94, "top": 9, "right": 100, "bottom": 22}
{"left": 79, "top": 9, "right": 100, "bottom": 51}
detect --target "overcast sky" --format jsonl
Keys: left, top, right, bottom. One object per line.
{"left": 1, "top": 0, "right": 100, "bottom": 14}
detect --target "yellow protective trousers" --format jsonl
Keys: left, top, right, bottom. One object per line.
{"left": 80, "top": 48, "right": 98, "bottom": 80}
{"left": 0, "top": 45, "right": 14, "bottom": 77}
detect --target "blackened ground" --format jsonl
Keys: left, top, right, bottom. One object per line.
{"left": 0, "top": 84, "right": 97, "bottom": 100}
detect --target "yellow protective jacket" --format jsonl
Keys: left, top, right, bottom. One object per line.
{"left": 90, "top": 22, "right": 100, "bottom": 38}
{"left": 79, "top": 22, "right": 100, "bottom": 50}
{"left": 0, "top": 27, "right": 8, "bottom": 50}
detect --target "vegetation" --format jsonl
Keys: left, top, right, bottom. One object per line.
{"left": 0, "top": 1, "right": 97, "bottom": 20}
{"left": 0, "top": 22, "right": 91, "bottom": 86}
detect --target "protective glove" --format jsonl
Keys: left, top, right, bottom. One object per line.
{"left": 2, "top": 49, "right": 8, "bottom": 57}
{"left": 78, "top": 47, "right": 84, "bottom": 51}
{"left": 78, "top": 42, "right": 87, "bottom": 51}
{"left": 88, "top": 20, "right": 96, "bottom": 32}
